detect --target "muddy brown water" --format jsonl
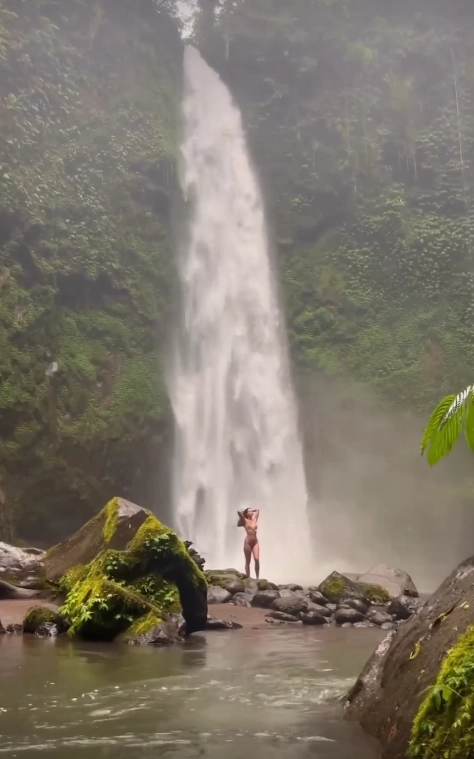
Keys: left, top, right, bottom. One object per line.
{"left": 0, "top": 619, "right": 383, "bottom": 759}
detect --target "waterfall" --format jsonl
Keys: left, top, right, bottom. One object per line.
{"left": 168, "top": 46, "right": 315, "bottom": 583}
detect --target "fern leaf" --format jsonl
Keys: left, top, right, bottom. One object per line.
{"left": 422, "top": 386, "right": 474, "bottom": 465}
{"left": 421, "top": 395, "right": 456, "bottom": 455}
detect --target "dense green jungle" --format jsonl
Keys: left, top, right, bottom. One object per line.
{"left": 1, "top": 0, "right": 474, "bottom": 560}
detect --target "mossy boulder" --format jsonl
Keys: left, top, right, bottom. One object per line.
{"left": 344, "top": 555, "right": 474, "bottom": 759}
{"left": 23, "top": 605, "right": 68, "bottom": 635}
{"left": 51, "top": 498, "right": 207, "bottom": 641}
{"left": 44, "top": 497, "right": 150, "bottom": 583}
{"left": 357, "top": 565, "right": 419, "bottom": 600}
{"left": 318, "top": 571, "right": 389, "bottom": 605}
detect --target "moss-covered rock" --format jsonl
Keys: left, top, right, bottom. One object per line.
{"left": 55, "top": 498, "right": 207, "bottom": 641}
{"left": 44, "top": 497, "right": 150, "bottom": 583}
{"left": 344, "top": 555, "right": 474, "bottom": 759}
{"left": 409, "top": 626, "right": 474, "bottom": 759}
{"left": 23, "top": 605, "right": 68, "bottom": 635}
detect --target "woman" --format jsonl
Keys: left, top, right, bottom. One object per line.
{"left": 237, "top": 507, "right": 260, "bottom": 580}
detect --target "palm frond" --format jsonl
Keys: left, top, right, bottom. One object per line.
{"left": 421, "top": 385, "right": 474, "bottom": 466}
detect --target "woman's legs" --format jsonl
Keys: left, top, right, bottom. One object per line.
{"left": 244, "top": 540, "right": 252, "bottom": 577}
{"left": 252, "top": 542, "right": 260, "bottom": 580}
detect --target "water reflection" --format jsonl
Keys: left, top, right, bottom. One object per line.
{"left": 0, "top": 627, "right": 381, "bottom": 758}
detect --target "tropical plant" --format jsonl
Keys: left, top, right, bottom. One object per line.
{"left": 421, "top": 385, "right": 474, "bottom": 465}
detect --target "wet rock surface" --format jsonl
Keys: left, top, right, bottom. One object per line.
{"left": 344, "top": 556, "right": 474, "bottom": 759}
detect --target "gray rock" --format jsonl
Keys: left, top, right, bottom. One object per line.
{"left": 307, "top": 602, "right": 332, "bottom": 618}
{"left": 341, "top": 622, "right": 353, "bottom": 628}
{"left": 0, "top": 579, "right": 42, "bottom": 600}
{"left": 225, "top": 580, "right": 246, "bottom": 595}
{"left": 207, "top": 586, "right": 232, "bottom": 604}
{"left": 353, "top": 621, "right": 376, "bottom": 628}
{"left": 357, "top": 564, "right": 419, "bottom": 600}
{"left": 36, "top": 622, "right": 60, "bottom": 638}
{"left": 6, "top": 623, "right": 23, "bottom": 634}
{"left": 266, "top": 611, "right": 300, "bottom": 623}
{"left": 127, "top": 615, "right": 185, "bottom": 646}
{"left": 388, "top": 595, "right": 423, "bottom": 621}
{"left": 367, "top": 610, "right": 393, "bottom": 627}
{"left": 251, "top": 590, "right": 280, "bottom": 609}
{"left": 0, "top": 619, "right": 5, "bottom": 634}
{"left": 301, "top": 611, "right": 329, "bottom": 626}
{"left": 0, "top": 543, "right": 45, "bottom": 587}
{"left": 346, "top": 598, "right": 369, "bottom": 615}
{"left": 381, "top": 622, "right": 395, "bottom": 630}
{"left": 308, "top": 590, "right": 330, "bottom": 605}
{"left": 257, "top": 580, "right": 279, "bottom": 591}
{"left": 231, "top": 592, "right": 253, "bottom": 608}
{"left": 206, "top": 617, "right": 243, "bottom": 631}
{"left": 334, "top": 608, "right": 366, "bottom": 625}
{"left": 278, "top": 583, "right": 303, "bottom": 592}
{"left": 272, "top": 594, "right": 308, "bottom": 616}
{"left": 327, "top": 603, "right": 337, "bottom": 612}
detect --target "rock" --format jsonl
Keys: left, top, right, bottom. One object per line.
{"left": 183, "top": 541, "right": 205, "bottom": 571}
{"left": 6, "top": 623, "right": 23, "bottom": 634}
{"left": 388, "top": 595, "right": 423, "bottom": 621}
{"left": 266, "top": 610, "right": 300, "bottom": 623}
{"left": 230, "top": 592, "right": 253, "bottom": 608}
{"left": 327, "top": 603, "right": 337, "bottom": 612}
{"left": 207, "top": 586, "right": 232, "bottom": 604}
{"left": 251, "top": 590, "right": 280, "bottom": 609}
{"left": 0, "top": 579, "right": 43, "bottom": 600}
{"left": 272, "top": 594, "right": 308, "bottom": 616}
{"left": 345, "top": 556, "right": 474, "bottom": 759}
{"left": 353, "top": 621, "right": 376, "bottom": 628}
{"left": 357, "top": 564, "right": 419, "bottom": 600}
{"left": 346, "top": 598, "right": 369, "bottom": 615}
{"left": 278, "top": 583, "right": 303, "bottom": 592}
{"left": 308, "top": 590, "right": 330, "bottom": 605}
{"left": 334, "top": 608, "right": 366, "bottom": 625}
{"left": 224, "top": 580, "right": 246, "bottom": 595}
{"left": 0, "top": 542, "right": 45, "bottom": 587}
{"left": 0, "top": 619, "right": 5, "bottom": 634}
{"left": 319, "top": 571, "right": 391, "bottom": 605}
{"left": 44, "top": 498, "right": 151, "bottom": 583}
{"left": 206, "top": 617, "right": 243, "bottom": 631}
{"left": 366, "top": 609, "right": 393, "bottom": 627}
{"left": 381, "top": 621, "right": 395, "bottom": 630}
{"left": 301, "top": 611, "right": 329, "bottom": 626}
{"left": 341, "top": 622, "right": 353, "bottom": 628}
{"left": 306, "top": 602, "right": 332, "bottom": 618}
{"left": 23, "top": 606, "right": 69, "bottom": 635}
{"left": 257, "top": 579, "right": 279, "bottom": 591}
{"left": 50, "top": 498, "right": 207, "bottom": 640}
{"left": 36, "top": 622, "right": 60, "bottom": 638}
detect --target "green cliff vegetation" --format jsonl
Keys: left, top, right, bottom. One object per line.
{"left": 196, "top": 0, "right": 474, "bottom": 410}
{"left": 0, "top": 0, "right": 182, "bottom": 542}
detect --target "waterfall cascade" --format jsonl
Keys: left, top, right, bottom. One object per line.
{"left": 168, "top": 46, "right": 314, "bottom": 583}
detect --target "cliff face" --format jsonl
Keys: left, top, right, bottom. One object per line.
{"left": 197, "top": 0, "right": 474, "bottom": 410}
{"left": 0, "top": 0, "right": 182, "bottom": 542}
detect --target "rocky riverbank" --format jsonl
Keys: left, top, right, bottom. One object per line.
{"left": 205, "top": 565, "right": 422, "bottom": 631}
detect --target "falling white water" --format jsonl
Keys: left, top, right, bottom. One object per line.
{"left": 169, "top": 46, "right": 315, "bottom": 584}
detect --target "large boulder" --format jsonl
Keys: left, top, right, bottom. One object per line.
{"left": 49, "top": 498, "right": 208, "bottom": 641}
{"left": 319, "top": 571, "right": 390, "bottom": 605}
{"left": 357, "top": 564, "right": 418, "bottom": 600}
{"left": 0, "top": 543, "right": 45, "bottom": 587}
{"left": 344, "top": 555, "right": 474, "bottom": 759}
{"left": 44, "top": 498, "right": 150, "bottom": 583}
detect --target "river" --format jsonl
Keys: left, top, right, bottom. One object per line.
{"left": 0, "top": 626, "right": 382, "bottom": 758}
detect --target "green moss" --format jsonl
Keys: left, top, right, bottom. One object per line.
{"left": 319, "top": 574, "right": 347, "bottom": 602}
{"left": 23, "top": 605, "right": 66, "bottom": 634}
{"left": 126, "top": 612, "right": 163, "bottom": 638}
{"left": 59, "top": 564, "right": 87, "bottom": 594}
{"left": 103, "top": 498, "right": 120, "bottom": 543}
{"left": 357, "top": 583, "right": 391, "bottom": 604}
{"left": 59, "top": 511, "right": 207, "bottom": 640}
{"left": 409, "top": 626, "right": 474, "bottom": 758}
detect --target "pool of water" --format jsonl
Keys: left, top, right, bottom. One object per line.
{"left": 0, "top": 626, "right": 382, "bottom": 758}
